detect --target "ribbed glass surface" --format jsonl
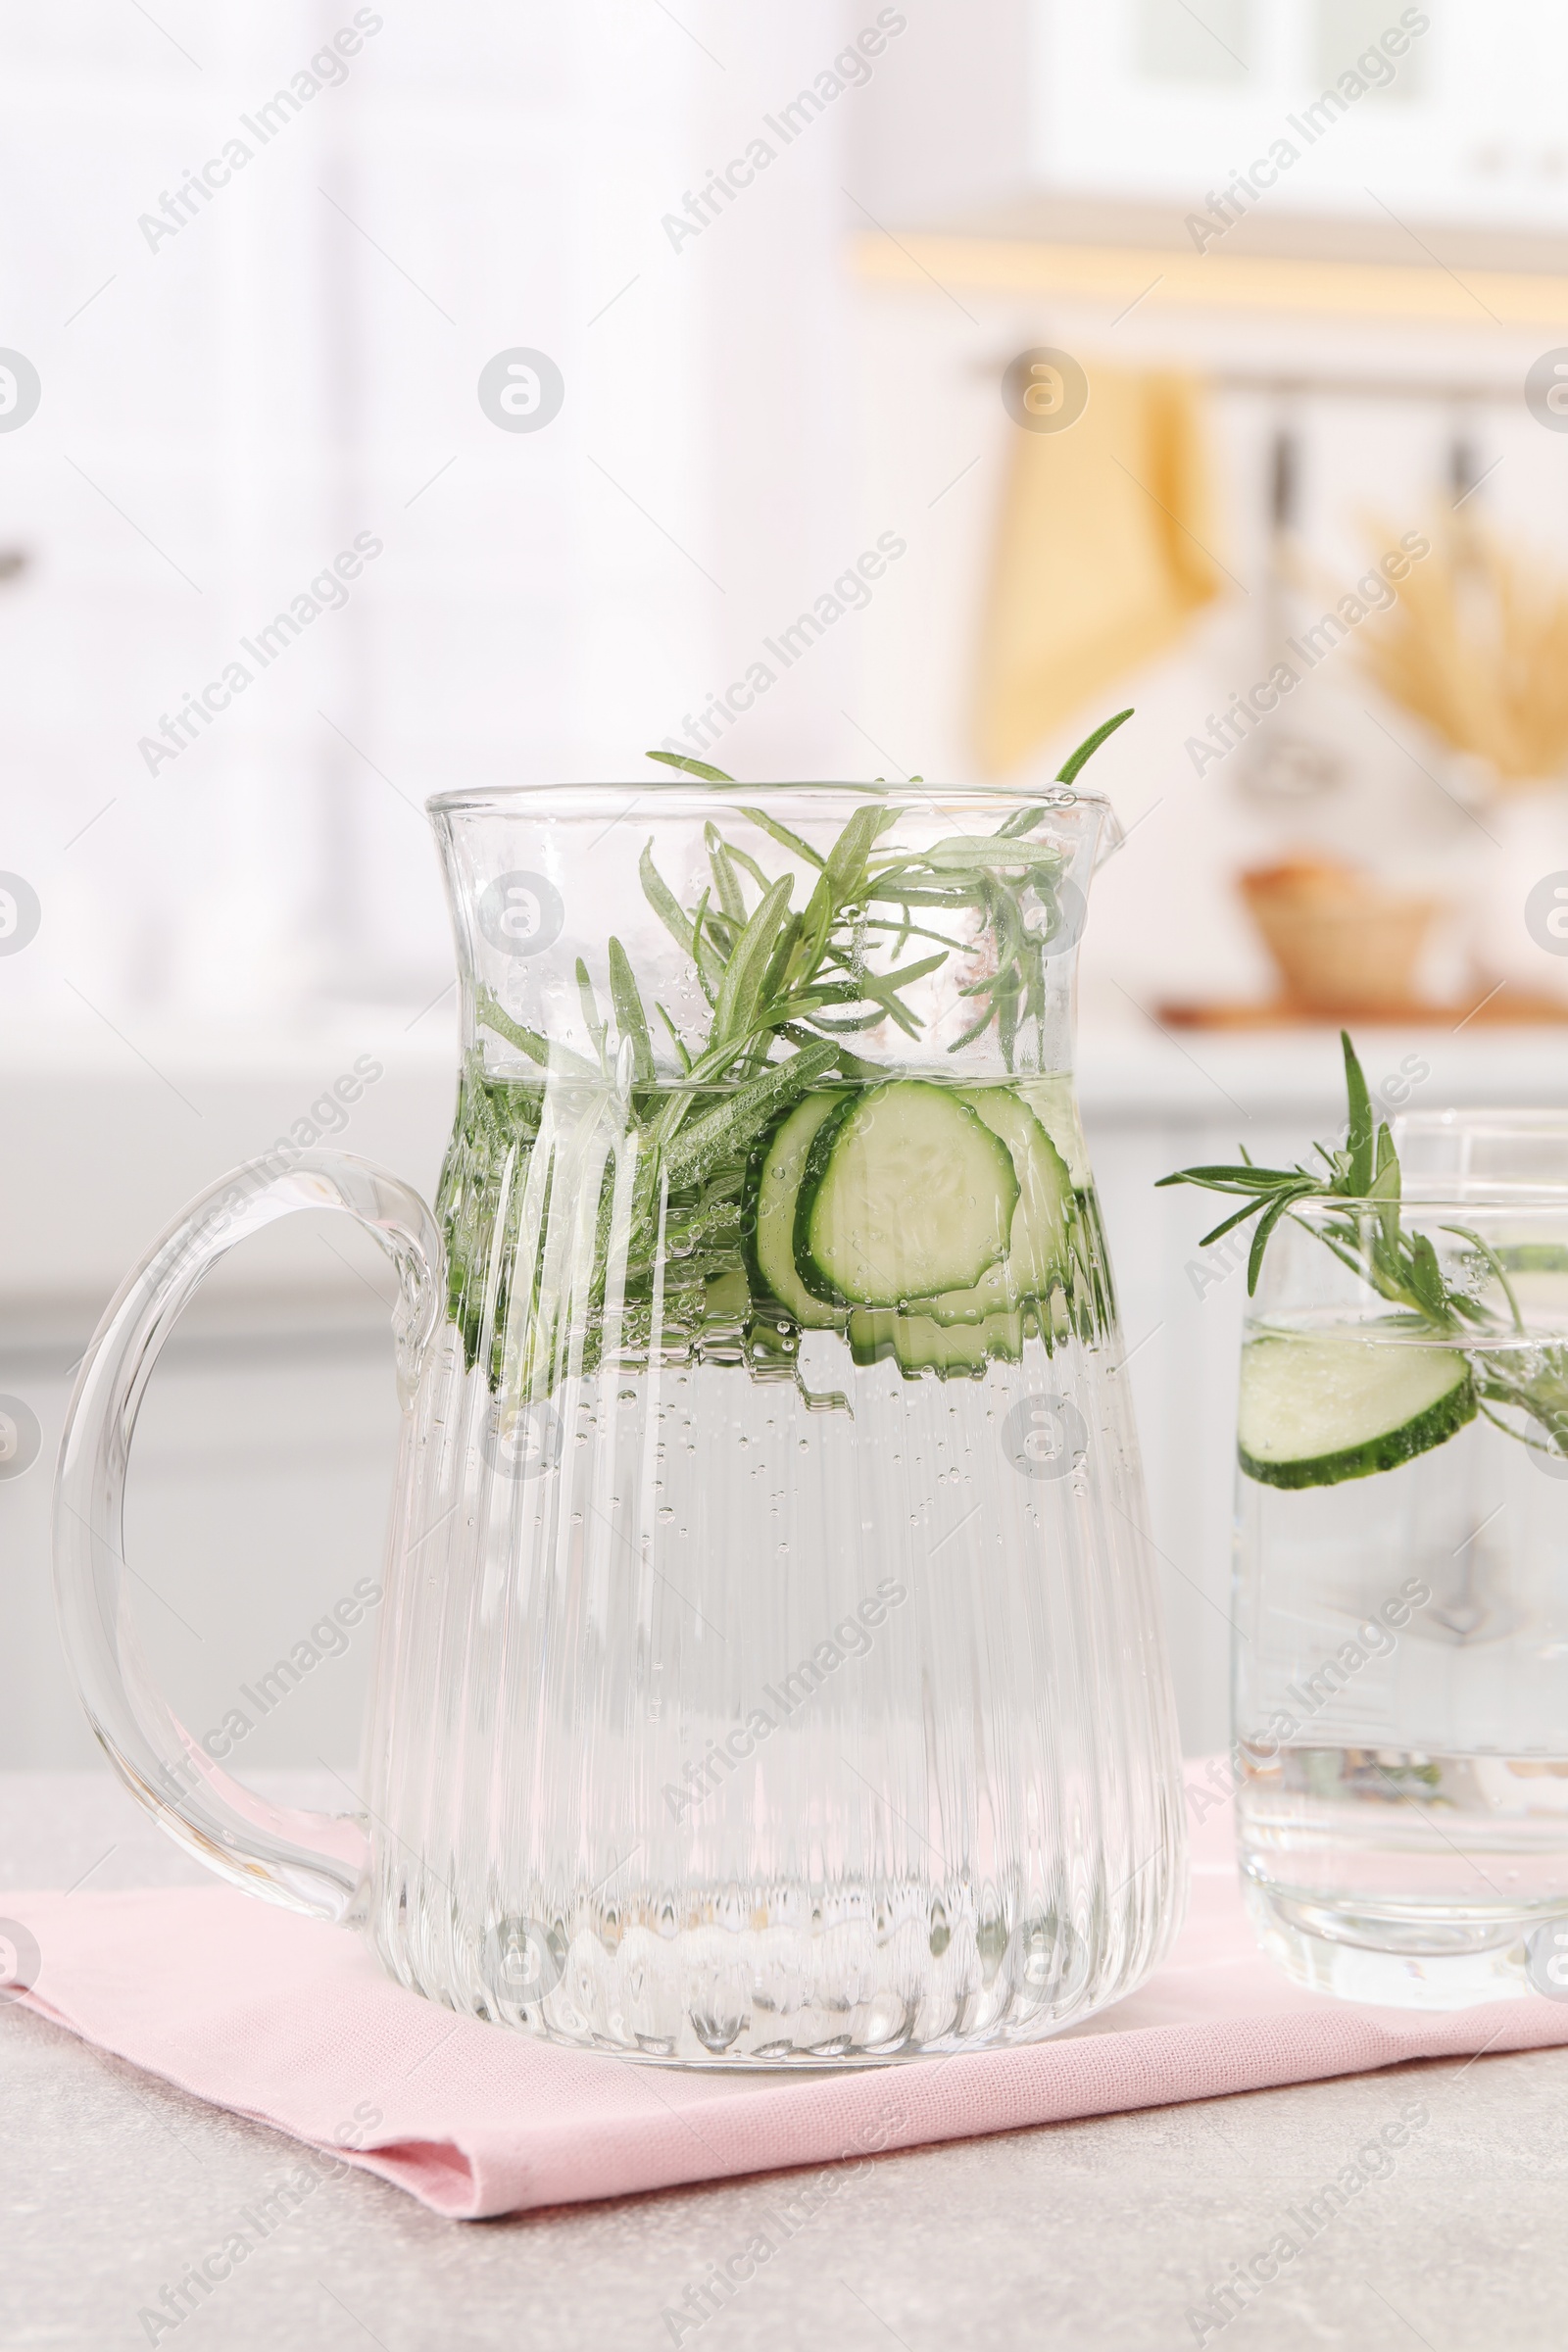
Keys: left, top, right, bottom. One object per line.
{"left": 362, "top": 1076, "right": 1183, "bottom": 2064}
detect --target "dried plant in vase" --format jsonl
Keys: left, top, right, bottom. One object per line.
{"left": 1356, "top": 516, "right": 1568, "bottom": 1004}
{"left": 1356, "top": 517, "right": 1568, "bottom": 791}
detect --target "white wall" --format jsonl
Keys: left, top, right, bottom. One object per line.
{"left": 0, "top": 1, "right": 867, "bottom": 1041}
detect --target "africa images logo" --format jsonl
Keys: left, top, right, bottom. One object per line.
{"left": 0, "top": 350, "right": 40, "bottom": 432}
{"left": 1001, "top": 1394, "right": 1088, "bottom": 1481}
{"left": 1525, "top": 870, "right": 1568, "bottom": 956}
{"left": 476, "top": 349, "right": 564, "bottom": 433}
{"left": 476, "top": 871, "right": 565, "bottom": 958}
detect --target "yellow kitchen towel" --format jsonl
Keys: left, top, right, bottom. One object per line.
{"left": 975, "top": 364, "right": 1224, "bottom": 773}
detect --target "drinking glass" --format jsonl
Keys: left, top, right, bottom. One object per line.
{"left": 1394, "top": 1107, "right": 1568, "bottom": 1194}
{"left": 1235, "top": 1180, "right": 1568, "bottom": 2007}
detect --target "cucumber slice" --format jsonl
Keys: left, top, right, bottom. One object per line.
{"left": 848, "top": 1308, "right": 900, "bottom": 1367}
{"left": 917, "top": 1258, "right": 1015, "bottom": 1328}
{"left": 796, "top": 1081, "right": 1018, "bottom": 1308}
{"left": 1239, "top": 1332, "right": 1476, "bottom": 1490}
{"left": 1016, "top": 1075, "right": 1091, "bottom": 1189}
{"left": 743, "top": 1089, "right": 847, "bottom": 1328}
{"left": 918, "top": 1088, "right": 1073, "bottom": 1326}
{"left": 893, "top": 1307, "right": 1024, "bottom": 1378}
{"left": 847, "top": 1306, "right": 1023, "bottom": 1377}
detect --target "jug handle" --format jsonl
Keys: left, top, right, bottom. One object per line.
{"left": 52, "top": 1151, "right": 442, "bottom": 1924}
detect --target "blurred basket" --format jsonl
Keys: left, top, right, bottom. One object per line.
{"left": 1240, "top": 860, "right": 1440, "bottom": 1014}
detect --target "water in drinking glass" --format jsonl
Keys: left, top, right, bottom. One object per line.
{"left": 1164, "top": 1060, "right": 1568, "bottom": 2008}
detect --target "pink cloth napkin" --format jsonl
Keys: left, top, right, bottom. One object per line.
{"left": 8, "top": 1784, "right": 1568, "bottom": 2219}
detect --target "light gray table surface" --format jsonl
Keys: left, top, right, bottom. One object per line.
{"left": 1, "top": 1770, "right": 1561, "bottom": 2352}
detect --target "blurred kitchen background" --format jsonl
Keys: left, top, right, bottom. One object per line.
{"left": 5, "top": 0, "right": 1568, "bottom": 1768}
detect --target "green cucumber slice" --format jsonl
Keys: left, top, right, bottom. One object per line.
{"left": 918, "top": 1088, "right": 1073, "bottom": 1326}
{"left": 848, "top": 1308, "right": 900, "bottom": 1367}
{"left": 892, "top": 1307, "right": 1024, "bottom": 1378}
{"left": 1016, "top": 1074, "right": 1091, "bottom": 1189}
{"left": 847, "top": 1306, "right": 1023, "bottom": 1377}
{"left": 796, "top": 1080, "right": 1018, "bottom": 1308}
{"left": 743, "top": 1089, "right": 847, "bottom": 1328}
{"left": 916, "top": 1258, "right": 1015, "bottom": 1328}
{"left": 1239, "top": 1332, "right": 1476, "bottom": 1489}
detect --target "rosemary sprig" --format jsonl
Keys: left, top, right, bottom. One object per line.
{"left": 1158, "top": 1030, "right": 1568, "bottom": 1459}
{"left": 453, "top": 714, "right": 1132, "bottom": 1387}
{"left": 1156, "top": 1032, "right": 1417, "bottom": 1299}
{"left": 625, "top": 707, "right": 1131, "bottom": 1075}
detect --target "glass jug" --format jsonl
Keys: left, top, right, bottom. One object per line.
{"left": 55, "top": 774, "right": 1184, "bottom": 2065}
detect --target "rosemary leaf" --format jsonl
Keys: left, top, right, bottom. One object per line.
{"left": 713, "top": 872, "right": 795, "bottom": 1046}
{"left": 689, "top": 888, "right": 727, "bottom": 1001}
{"left": 800, "top": 1006, "right": 890, "bottom": 1034}
{"left": 662, "top": 1039, "right": 837, "bottom": 1188}
{"left": 1247, "top": 1192, "right": 1296, "bottom": 1294}
{"left": 1343, "top": 1029, "right": 1375, "bottom": 1198}
{"left": 862, "top": 948, "right": 948, "bottom": 996}
{"left": 608, "top": 937, "right": 656, "bottom": 1084}
{"left": 997, "top": 966, "right": 1021, "bottom": 1066}
{"left": 1407, "top": 1231, "right": 1446, "bottom": 1317}
{"left": 1199, "top": 1198, "right": 1271, "bottom": 1249}
{"left": 739, "top": 807, "right": 826, "bottom": 869}
{"left": 992, "top": 882, "right": 1024, "bottom": 975}
{"left": 917, "top": 837, "right": 1064, "bottom": 878}
{"left": 718, "top": 834, "right": 775, "bottom": 893}
{"left": 946, "top": 1004, "right": 998, "bottom": 1054}
{"left": 1156, "top": 1165, "right": 1306, "bottom": 1193}
{"left": 758, "top": 910, "right": 805, "bottom": 1012}
{"left": 640, "top": 840, "right": 697, "bottom": 958}
{"left": 477, "top": 990, "right": 598, "bottom": 1078}
{"left": 1055, "top": 706, "right": 1133, "bottom": 785}
{"left": 576, "top": 957, "right": 608, "bottom": 1073}
{"left": 705, "top": 820, "right": 749, "bottom": 924}
{"left": 645, "top": 750, "right": 736, "bottom": 783}
{"left": 655, "top": 1001, "right": 693, "bottom": 1073}
{"left": 822, "top": 804, "right": 888, "bottom": 904}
